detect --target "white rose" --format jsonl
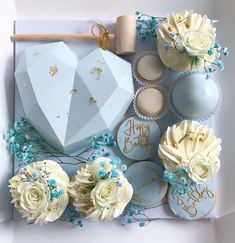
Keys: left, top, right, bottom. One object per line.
{"left": 18, "top": 181, "right": 50, "bottom": 214}
{"left": 157, "top": 10, "right": 216, "bottom": 71}
{"left": 182, "top": 30, "right": 215, "bottom": 57}
{"left": 188, "top": 153, "right": 220, "bottom": 184}
{"left": 91, "top": 179, "right": 118, "bottom": 208}
{"left": 69, "top": 157, "right": 133, "bottom": 221}
{"left": 73, "top": 157, "right": 113, "bottom": 185}
{"left": 9, "top": 160, "right": 70, "bottom": 224}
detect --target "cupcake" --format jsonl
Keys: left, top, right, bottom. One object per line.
{"left": 133, "top": 52, "right": 168, "bottom": 85}
{"left": 68, "top": 157, "right": 133, "bottom": 221}
{"left": 134, "top": 86, "right": 168, "bottom": 120}
{"left": 158, "top": 120, "right": 221, "bottom": 184}
{"left": 156, "top": 10, "right": 216, "bottom": 72}
{"left": 9, "top": 160, "right": 70, "bottom": 224}
{"left": 169, "top": 72, "right": 221, "bottom": 121}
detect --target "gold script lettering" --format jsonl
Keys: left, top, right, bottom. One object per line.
{"left": 123, "top": 119, "right": 154, "bottom": 154}
{"left": 175, "top": 184, "right": 215, "bottom": 218}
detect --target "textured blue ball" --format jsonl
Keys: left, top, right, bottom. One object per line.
{"left": 171, "top": 73, "right": 219, "bottom": 119}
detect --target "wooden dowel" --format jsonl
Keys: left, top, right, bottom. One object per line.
{"left": 11, "top": 33, "right": 116, "bottom": 42}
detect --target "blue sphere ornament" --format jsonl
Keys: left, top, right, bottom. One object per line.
{"left": 170, "top": 72, "right": 221, "bottom": 120}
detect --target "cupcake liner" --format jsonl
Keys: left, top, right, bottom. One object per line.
{"left": 133, "top": 85, "right": 169, "bottom": 121}
{"left": 168, "top": 71, "right": 222, "bottom": 122}
{"left": 132, "top": 51, "right": 168, "bottom": 87}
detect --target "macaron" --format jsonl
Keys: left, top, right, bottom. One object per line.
{"left": 136, "top": 87, "right": 165, "bottom": 118}
{"left": 133, "top": 52, "right": 167, "bottom": 85}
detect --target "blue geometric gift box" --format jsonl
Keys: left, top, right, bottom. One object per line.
{"left": 15, "top": 42, "right": 134, "bottom": 153}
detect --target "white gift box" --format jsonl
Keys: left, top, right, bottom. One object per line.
{"left": 0, "top": 1, "right": 235, "bottom": 243}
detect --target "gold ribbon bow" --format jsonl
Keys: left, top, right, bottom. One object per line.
{"left": 91, "top": 23, "right": 110, "bottom": 50}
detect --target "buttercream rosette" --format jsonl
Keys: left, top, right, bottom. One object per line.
{"left": 9, "top": 160, "right": 70, "bottom": 224}
{"left": 158, "top": 120, "right": 221, "bottom": 184}
{"left": 68, "top": 157, "right": 133, "bottom": 221}
{"left": 157, "top": 10, "right": 216, "bottom": 71}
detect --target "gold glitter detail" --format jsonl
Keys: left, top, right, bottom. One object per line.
{"left": 70, "top": 88, "right": 78, "bottom": 94}
{"left": 49, "top": 64, "right": 58, "bottom": 76}
{"left": 168, "top": 26, "right": 173, "bottom": 32}
{"left": 83, "top": 205, "right": 90, "bottom": 211}
{"left": 175, "top": 16, "right": 182, "bottom": 24}
{"left": 81, "top": 189, "right": 88, "bottom": 194}
{"left": 25, "top": 172, "right": 30, "bottom": 177}
{"left": 199, "top": 138, "right": 204, "bottom": 142}
{"left": 172, "top": 142, "right": 178, "bottom": 149}
{"left": 185, "top": 23, "right": 190, "bottom": 29}
{"left": 91, "top": 67, "right": 103, "bottom": 79}
{"left": 89, "top": 97, "right": 97, "bottom": 105}
{"left": 88, "top": 176, "right": 93, "bottom": 182}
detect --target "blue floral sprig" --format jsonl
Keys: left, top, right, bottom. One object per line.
{"left": 18, "top": 166, "right": 65, "bottom": 201}
{"left": 163, "top": 167, "right": 196, "bottom": 195}
{"left": 61, "top": 203, "right": 84, "bottom": 227}
{"left": 97, "top": 157, "right": 127, "bottom": 181}
{"left": 204, "top": 43, "right": 229, "bottom": 78}
{"left": 88, "top": 134, "right": 116, "bottom": 160}
{"left": 135, "top": 11, "right": 166, "bottom": 39}
{"left": 162, "top": 32, "right": 229, "bottom": 75}
{"left": 121, "top": 202, "right": 154, "bottom": 227}
{"left": 6, "top": 117, "right": 117, "bottom": 169}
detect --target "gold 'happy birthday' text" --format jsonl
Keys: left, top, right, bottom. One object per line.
{"left": 123, "top": 119, "right": 155, "bottom": 154}
{"left": 173, "top": 185, "right": 215, "bottom": 218}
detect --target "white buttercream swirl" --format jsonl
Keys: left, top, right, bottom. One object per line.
{"left": 68, "top": 157, "right": 133, "bottom": 221}
{"left": 157, "top": 10, "right": 216, "bottom": 71}
{"left": 9, "top": 160, "right": 69, "bottom": 224}
{"left": 158, "top": 120, "right": 221, "bottom": 183}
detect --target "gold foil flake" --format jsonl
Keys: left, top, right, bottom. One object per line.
{"left": 83, "top": 205, "right": 90, "bottom": 211}
{"left": 49, "top": 64, "right": 58, "bottom": 76}
{"left": 91, "top": 67, "right": 103, "bottom": 80}
{"left": 168, "top": 26, "right": 173, "bottom": 32}
{"left": 89, "top": 97, "right": 97, "bottom": 105}
{"left": 81, "top": 188, "right": 88, "bottom": 194}
{"left": 70, "top": 88, "right": 78, "bottom": 94}
{"left": 185, "top": 23, "right": 190, "bottom": 29}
